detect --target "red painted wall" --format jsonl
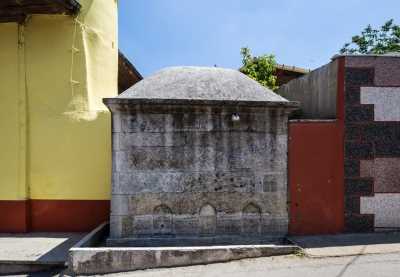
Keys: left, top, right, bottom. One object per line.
{"left": 30, "top": 200, "right": 110, "bottom": 232}
{"left": 0, "top": 201, "right": 29, "bottom": 233}
{"left": 0, "top": 200, "right": 109, "bottom": 233}
{"left": 289, "top": 121, "right": 344, "bottom": 235}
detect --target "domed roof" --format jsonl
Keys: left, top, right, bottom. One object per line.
{"left": 117, "top": 66, "right": 292, "bottom": 104}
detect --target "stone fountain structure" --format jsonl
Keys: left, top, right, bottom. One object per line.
{"left": 104, "top": 66, "right": 297, "bottom": 246}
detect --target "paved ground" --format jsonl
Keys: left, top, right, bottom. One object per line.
{"left": 11, "top": 252, "right": 400, "bottom": 277}
{"left": 3, "top": 232, "right": 397, "bottom": 264}
{"left": 0, "top": 233, "right": 85, "bottom": 264}
{"left": 3, "top": 232, "right": 400, "bottom": 276}
{"left": 290, "top": 232, "right": 400, "bottom": 257}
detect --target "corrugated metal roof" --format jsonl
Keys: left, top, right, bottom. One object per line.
{"left": 276, "top": 64, "right": 311, "bottom": 74}
{"left": 118, "top": 51, "right": 143, "bottom": 94}
{"left": 0, "top": 0, "right": 81, "bottom": 23}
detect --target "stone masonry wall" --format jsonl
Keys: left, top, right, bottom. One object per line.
{"left": 109, "top": 104, "right": 290, "bottom": 241}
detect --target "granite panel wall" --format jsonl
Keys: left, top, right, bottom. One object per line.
{"left": 107, "top": 103, "right": 290, "bottom": 244}
{"left": 344, "top": 56, "right": 400, "bottom": 232}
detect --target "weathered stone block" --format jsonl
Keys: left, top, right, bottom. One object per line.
{"left": 122, "top": 114, "right": 173, "bottom": 133}
{"left": 263, "top": 174, "right": 285, "bottom": 192}
{"left": 112, "top": 132, "right": 121, "bottom": 151}
{"left": 216, "top": 214, "right": 242, "bottom": 235}
{"left": 173, "top": 215, "right": 199, "bottom": 235}
{"left": 70, "top": 244, "right": 299, "bottom": 275}
{"left": 114, "top": 172, "right": 186, "bottom": 194}
{"left": 153, "top": 205, "right": 173, "bottom": 235}
{"left": 111, "top": 113, "right": 122, "bottom": 133}
{"left": 242, "top": 215, "right": 262, "bottom": 235}
{"left": 119, "top": 132, "right": 186, "bottom": 148}
{"left": 125, "top": 192, "right": 285, "bottom": 216}
{"left": 199, "top": 204, "right": 217, "bottom": 235}
{"left": 109, "top": 215, "right": 123, "bottom": 238}
{"left": 104, "top": 66, "right": 296, "bottom": 243}
{"left": 133, "top": 215, "right": 153, "bottom": 235}
{"left": 262, "top": 217, "right": 289, "bottom": 234}
{"left": 111, "top": 195, "right": 129, "bottom": 215}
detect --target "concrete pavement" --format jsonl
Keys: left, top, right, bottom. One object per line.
{"left": 290, "top": 232, "right": 400, "bottom": 257}
{"left": 15, "top": 252, "right": 400, "bottom": 277}
{"left": 0, "top": 233, "right": 85, "bottom": 264}
{"left": 104, "top": 253, "right": 400, "bottom": 277}
{"left": 3, "top": 232, "right": 400, "bottom": 276}
{"left": 0, "top": 233, "right": 86, "bottom": 274}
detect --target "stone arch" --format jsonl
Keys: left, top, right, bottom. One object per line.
{"left": 199, "top": 204, "right": 217, "bottom": 235}
{"left": 153, "top": 204, "right": 173, "bottom": 235}
{"left": 243, "top": 203, "right": 262, "bottom": 214}
{"left": 154, "top": 204, "right": 172, "bottom": 214}
{"left": 241, "top": 203, "right": 261, "bottom": 235}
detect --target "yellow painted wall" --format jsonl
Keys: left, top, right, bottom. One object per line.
{"left": 0, "top": 0, "right": 118, "bottom": 201}
{"left": 0, "top": 24, "right": 27, "bottom": 200}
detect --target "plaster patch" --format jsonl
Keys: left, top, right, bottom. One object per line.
{"left": 361, "top": 193, "right": 400, "bottom": 228}
{"left": 360, "top": 87, "right": 400, "bottom": 121}
{"left": 64, "top": 95, "right": 99, "bottom": 121}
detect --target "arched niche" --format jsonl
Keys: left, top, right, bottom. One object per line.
{"left": 199, "top": 204, "right": 217, "bottom": 235}
{"left": 153, "top": 204, "right": 173, "bottom": 235}
{"left": 241, "top": 203, "right": 262, "bottom": 235}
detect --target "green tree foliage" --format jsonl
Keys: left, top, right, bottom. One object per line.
{"left": 340, "top": 19, "right": 400, "bottom": 54}
{"left": 239, "top": 47, "right": 278, "bottom": 91}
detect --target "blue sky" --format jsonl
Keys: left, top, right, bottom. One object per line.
{"left": 119, "top": 1, "right": 400, "bottom": 77}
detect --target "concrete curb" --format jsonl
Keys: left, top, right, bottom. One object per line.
{"left": 69, "top": 244, "right": 299, "bottom": 275}
{"left": 69, "top": 223, "right": 299, "bottom": 274}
